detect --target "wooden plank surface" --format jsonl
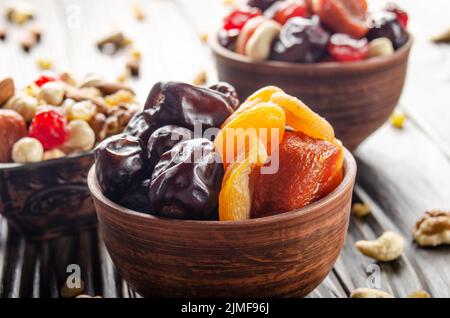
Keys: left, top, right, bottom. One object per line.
{"left": 0, "top": 0, "right": 449, "bottom": 298}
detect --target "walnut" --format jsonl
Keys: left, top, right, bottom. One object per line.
{"left": 413, "top": 210, "right": 450, "bottom": 247}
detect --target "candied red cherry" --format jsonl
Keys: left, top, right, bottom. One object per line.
{"left": 273, "top": 1, "right": 310, "bottom": 25}
{"left": 384, "top": 3, "right": 408, "bottom": 28}
{"left": 34, "top": 74, "right": 58, "bottom": 87}
{"left": 367, "top": 11, "right": 408, "bottom": 49}
{"left": 28, "top": 106, "right": 68, "bottom": 150}
{"left": 247, "top": 0, "right": 277, "bottom": 12}
{"left": 328, "top": 33, "right": 368, "bottom": 62}
{"left": 223, "top": 7, "right": 261, "bottom": 31}
{"left": 271, "top": 17, "right": 330, "bottom": 63}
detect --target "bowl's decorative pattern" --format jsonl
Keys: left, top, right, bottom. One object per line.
{"left": 0, "top": 154, "right": 97, "bottom": 240}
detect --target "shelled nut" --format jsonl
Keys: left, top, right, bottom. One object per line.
{"left": 88, "top": 112, "right": 108, "bottom": 142}
{"left": 4, "top": 94, "right": 38, "bottom": 122}
{"left": 356, "top": 231, "right": 404, "bottom": 262}
{"left": 0, "top": 25, "right": 7, "bottom": 41}
{"left": 352, "top": 203, "right": 371, "bottom": 217}
{"left": 193, "top": 70, "right": 207, "bottom": 86}
{"left": 413, "top": 210, "right": 450, "bottom": 247}
{"left": 43, "top": 148, "right": 65, "bottom": 161}
{"left": 66, "top": 100, "right": 97, "bottom": 121}
{"left": 38, "top": 81, "right": 65, "bottom": 105}
{"left": 350, "top": 288, "right": 394, "bottom": 298}
{"left": 245, "top": 20, "right": 281, "bottom": 61}
{"left": 97, "top": 31, "right": 129, "bottom": 54}
{"left": 408, "top": 290, "right": 431, "bottom": 298}
{"left": 5, "top": 4, "right": 35, "bottom": 26}
{"left": 368, "top": 37, "right": 394, "bottom": 57}
{"left": 12, "top": 137, "right": 44, "bottom": 163}
{"left": 63, "top": 120, "right": 96, "bottom": 152}
{"left": 0, "top": 77, "right": 15, "bottom": 106}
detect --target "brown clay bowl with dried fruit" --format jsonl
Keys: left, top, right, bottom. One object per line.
{"left": 211, "top": 34, "right": 413, "bottom": 150}
{"left": 0, "top": 153, "right": 97, "bottom": 241}
{"left": 88, "top": 148, "right": 356, "bottom": 298}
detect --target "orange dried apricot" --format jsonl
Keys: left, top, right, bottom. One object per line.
{"left": 214, "top": 101, "right": 285, "bottom": 167}
{"left": 251, "top": 131, "right": 344, "bottom": 218}
{"left": 222, "top": 86, "right": 284, "bottom": 126}
{"left": 269, "top": 92, "right": 335, "bottom": 142}
{"left": 219, "top": 139, "right": 268, "bottom": 221}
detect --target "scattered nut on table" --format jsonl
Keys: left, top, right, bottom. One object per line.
{"left": 408, "top": 290, "right": 432, "bottom": 298}
{"left": 431, "top": 27, "right": 450, "bottom": 44}
{"left": 5, "top": 4, "right": 35, "bottom": 26}
{"left": 12, "top": 137, "right": 44, "bottom": 163}
{"left": 97, "top": 30, "right": 129, "bottom": 54}
{"left": 193, "top": 70, "right": 207, "bottom": 86}
{"left": 350, "top": 288, "right": 394, "bottom": 298}
{"left": 356, "top": 231, "right": 405, "bottom": 262}
{"left": 413, "top": 210, "right": 450, "bottom": 247}
{"left": 36, "top": 57, "right": 53, "bottom": 70}
{"left": 352, "top": 202, "right": 371, "bottom": 217}
{"left": 132, "top": 1, "right": 146, "bottom": 21}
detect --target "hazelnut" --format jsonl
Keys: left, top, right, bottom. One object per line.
{"left": 4, "top": 94, "right": 38, "bottom": 122}
{"left": 12, "top": 137, "right": 44, "bottom": 163}
{"left": 43, "top": 148, "right": 66, "bottom": 161}
{"left": 63, "top": 120, "right": 96, "bottom": 153}
{"left": 66, "top": 100, "right": 97, "bottom": 121}
{"left": 38, "top": 81, "right": 65, "bottom": 105}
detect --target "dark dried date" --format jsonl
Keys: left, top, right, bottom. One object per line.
{"left": 149, "top": 138, "right": 224, "bottom": 220}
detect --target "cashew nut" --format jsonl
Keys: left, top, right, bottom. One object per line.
{"left": 408, "top": 290, "right": 431, "bottom": 298}
{"left": 356, "top": 231, "right": 404, "bottom": 261}
{"left": 38, "top": 81, "right": 65, "bottom": 105}
{"left": 245, "top": 20, "right": 281, "bottom": 61}
{"left": 63, "top": 120, "right": 96, "bottom": 153}
{"left": 350, "top": 288, "right": 394, "bottom": 298}
{"left": 413, "top": 210, "right": 450, "bottom": 247}
{"left": 368, "top": 37, "right": 394, "bottom": 58}
{"left": 12, "top": 137, "right": 44, "bottom": 163}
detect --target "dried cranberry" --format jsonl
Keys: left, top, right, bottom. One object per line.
{"left": 328, "top": 33, "right": 368, "bottom": 62}
{"left": 28, "top": 107, "right": 68, "bottom": 150}
{"left": 385, "top": 3, "right": 408, "bottom": 28}
{"left": 223, "top": 7, "right": 261, "bottom": 31}
{"left": 34, "top": 74, "right": 58, "bottom": 87}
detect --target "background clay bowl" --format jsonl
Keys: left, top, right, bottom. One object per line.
{"left": 0, "top": 153, "right": 97, "bottom": 241}
{"left": 211, "top": 35, "right": 413, "bottom": 150}
{"left": 89, "top": 149, "right": 357, "bottom": 298}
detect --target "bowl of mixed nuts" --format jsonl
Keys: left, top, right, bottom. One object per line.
{"left": 0, "top": 73, "right": 140, "bottom": 240}
{"left": 211, "top": 0, "right": 413, "bottom": 150}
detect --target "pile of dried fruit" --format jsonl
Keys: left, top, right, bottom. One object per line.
{"left": 94, "top": 82, "right": 344, "bottom": 221}
{"left": 219, "top": 0, "right": 408, "bottom": 62}
{"left": 0, "top": 73, "right": 139, "bottom": 164}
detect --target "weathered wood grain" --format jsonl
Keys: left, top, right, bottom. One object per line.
{"left": 0, "top": 0, "right": 449, "bottom": 298}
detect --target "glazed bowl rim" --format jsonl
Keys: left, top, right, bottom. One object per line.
{"left": 210, "top": 31, "right": 413, "bottom": 73}
{"left": 0, "top": 151, "right": 93, "bottom": 171}
{"left": 88, "top": 147, "right": 356, "bottom": 227}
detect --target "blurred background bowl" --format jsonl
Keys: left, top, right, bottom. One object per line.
{"left": 0, "top": 153, "right": 97, "bottom": 241}
{"left": 89, "top": 149, "right": 356, "bottom": 298}
{"left": 211, "top": 34, "right": 413, "bottom": 150}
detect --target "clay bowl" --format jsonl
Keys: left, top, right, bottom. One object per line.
{"left": 211, "top": 34, "right": 413, "bottom": 150}
{"left": 88, "top": 148, "right": 357, "bottom": 298}
{"left": 0, "top": 153, "right": 97, "bottom": 241}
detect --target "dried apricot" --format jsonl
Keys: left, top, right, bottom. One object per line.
{"left": 219, "top": 139, "right": 267, "bottom": 221}
{"left": 214, "top": 101, "right": 285, "bottom": 168}
{"left": 269, "top": 92, "right": 335, "bottom": 142}
{"left": 251, "top": 131, "right": 344, "bottom": 218}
